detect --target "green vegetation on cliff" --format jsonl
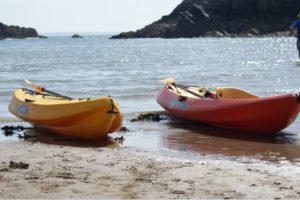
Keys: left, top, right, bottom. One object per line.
{"left": 0, "top": 22, "right": 38, "bottom": 39}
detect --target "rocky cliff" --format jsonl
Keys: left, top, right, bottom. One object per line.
{"left": 111, "top": 0, "right": 300, "bottom": 38}
{"left": 0, "top": 22, "right": 38, "bottom": 39}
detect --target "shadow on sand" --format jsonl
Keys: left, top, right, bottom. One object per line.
{"left": 1, "top": 125, "right": 120, "bottom": 148}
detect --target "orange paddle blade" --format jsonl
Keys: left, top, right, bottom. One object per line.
{"left": 25, "top": 79, "right": 44, "bottom": 93}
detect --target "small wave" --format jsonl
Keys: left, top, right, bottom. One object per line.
{"left": 25, "top": 37, "right": 39, "bottom": 40}
{"left": 240, "top": 61, "right": 262, "bottom": 65}
{"left": 271, "top": 89, "right": 300, "bottom": 94}
{"left": 115, "top": 94, "right": 156, "bottom": 99}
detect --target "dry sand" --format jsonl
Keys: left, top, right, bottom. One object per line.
{"left": 0, "top": 141, "right": 300, "bottom": 199}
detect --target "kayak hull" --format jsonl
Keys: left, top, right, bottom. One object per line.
{"left": 157, "top": 86, "right": 300, "bottom": 134}
{"left": 9, "top": 89, "right": 122, "bottom": 140}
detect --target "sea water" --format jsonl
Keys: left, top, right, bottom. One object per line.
{"left": 1, "top": 35, "right": 300, "bottom": 163}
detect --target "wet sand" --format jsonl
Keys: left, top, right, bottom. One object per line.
{"left": 1, "top": 112, "right": 300, "bottom": 199}
{"left": 0, "top": 141, "right": 300, "bottom": 199}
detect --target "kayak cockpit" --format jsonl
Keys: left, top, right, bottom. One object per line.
{"left": 167, "top": 85, "right": 259, "bottom": 100}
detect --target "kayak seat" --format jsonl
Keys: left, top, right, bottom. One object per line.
{"left": 216, "top": 87, "right": 259, "bottom": 99}
{"left": 198, "top": 87, "right": 218, "bottom": 99}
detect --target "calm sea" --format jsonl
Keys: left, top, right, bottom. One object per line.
{"left": 1, "top": 35, "right": 300, "bottom": 163}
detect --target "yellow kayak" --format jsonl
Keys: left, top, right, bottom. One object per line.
{"left": 8, "top": 88, "right": 122, "bottom": 140}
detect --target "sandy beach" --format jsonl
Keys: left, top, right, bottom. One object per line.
{"left": 0, "top": 141, "right": 300, "bottom": 199}
{"left": 2, "top": 0, "right": 300, "bottom": 198}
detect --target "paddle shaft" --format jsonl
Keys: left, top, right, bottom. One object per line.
{"left": 25, "top": 79, "right": 72, "bottom": 100}
{"left": 172, "top": 83, "right": 204, "bottom": 98}
{"left": 160, "top": 78, "right": 204, "bottom": 98}
{"left": 43, "top": 89, "right": 73, "bottom": 100}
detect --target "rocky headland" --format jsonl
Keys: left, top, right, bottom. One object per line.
{"left": 0, "top": 22, "right": 39, "bottom": 39}
{"left": 111, "top": 0, "right": 300, "bottom": 39}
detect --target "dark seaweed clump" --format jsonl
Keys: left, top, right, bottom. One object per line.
{"left": 1, "top": 125, "right": 35, "bottom": 139}
{"left": 118, "top": 127, "right": 129, "bottom": 132}
{"left": 130, "top": 113, "right": 166, "bottom": 122}
{"left": 1, "top": 125, "right": 25, "bottom": 136}
{"left": 9, "top": 161, "right": 29, "bottom": 169}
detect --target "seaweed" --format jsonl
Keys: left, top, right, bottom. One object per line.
{"left": 130, "top": 112, "right": 168, "bottom": 122}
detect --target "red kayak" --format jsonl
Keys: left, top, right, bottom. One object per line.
{"left": 157, "top": 82, "right": 300, "bottom": 134}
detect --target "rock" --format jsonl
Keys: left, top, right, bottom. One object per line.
{"left": 118, "top": 126, "right": 130, "bottom": 132}
{"left": 111, "top": 0, "right": 300, "bottom": 38}
{"left": 0, "top": 22, "right": 38, "bottom": 39}
{"left": 71, "top": 34, "right": 83, "bottom": 39}
{"left": 38, "top": 35, "right": 48, "bottom": 39}
{"left": 9, "top": 161, "right": 29, "bottom": 169}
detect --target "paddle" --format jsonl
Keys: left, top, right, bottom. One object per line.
{"left": 25, "top": 79, "right": 72, "bottom": 100}
{"left": 25, "top": 79, "right": 44, "bottom": 93}
{"left": 159, "top": 78, "right": 204, "bottom": 98}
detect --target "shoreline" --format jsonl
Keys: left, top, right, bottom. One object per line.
{"left": 0, "top": 141, "right": 300, "bottom": 199}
